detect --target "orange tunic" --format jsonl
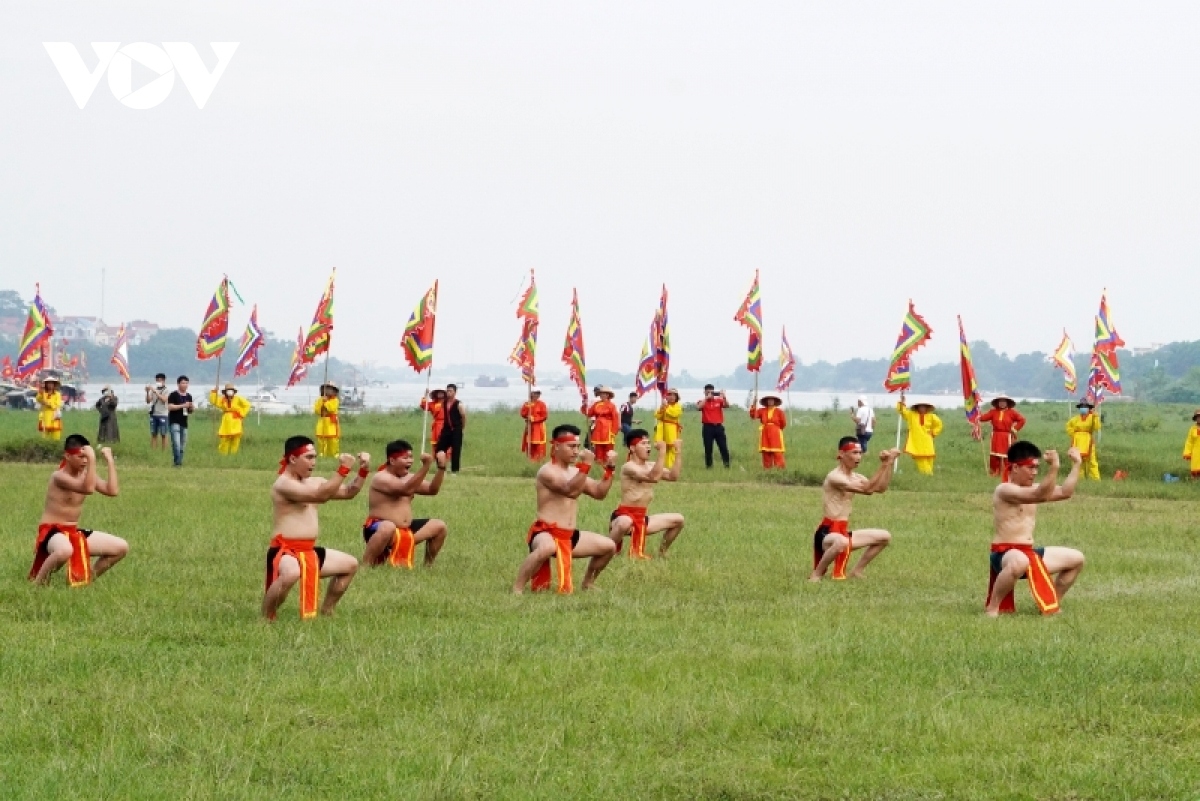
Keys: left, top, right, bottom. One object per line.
{"left": 527, "top": 520, "right": 575, "bottom": 594}
{"left": 585, "top": 400, "right": 621, "bottom": 446}
{"left": 30, "top": 523, "right": 91, "bottom": 587}
{"left": 987, "top": 543, "right": 1060, "bottom": 615}
{"left": 750, "top": 406, "right": 787, "bottom": 452}
{"left": 420, "top": 398, "right": 445, "bottom": 442}
{"left": 265, "top": 535, "right": 321, "bottom": 620}
{"left": 978, "top": 408, "right": 1026, "bottom": 457}
{"left": 520, "top": 399, "right": 548, "bottom": 453}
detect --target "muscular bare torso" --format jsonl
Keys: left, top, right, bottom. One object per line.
{"left": 536, "top": 463, "right": 580, "bottom": 528}
{"left": 618, "top": 461, "right": 656, "bottom": 508}
{"left": 992, "top": 484, "right": 1037, "bottom": 545}
{"left": 41, "top": 470, "right": 87, "bottom": 525}
{"left": 368, "top": 473, "right": 416, "bottom": 527}
{"left": 821, "top": 467, "right": 866, "bottom": 521}
{"left": 271, "top": 476, "right": 323, "bottom": 540}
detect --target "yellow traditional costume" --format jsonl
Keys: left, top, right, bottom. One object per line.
{"left": 897, "top": 400, "right": 942, "bottom": 475}
{"left": 1183, "top": 411, "right": 1200, "bottom": 479}
{"left": 35, "top": 381, "right": 63, "bottom": 441}
{"left": 209, "top": 385, "right": 252, "bottom": 455}
{"left": 654, "top": 394, "right": 683, "bottom": 468}
{"left": 1065, "top": 403, "right": 1101, "bottom": 480}
{"left": 314, "top": 389, "right": 341, "bottom": 457}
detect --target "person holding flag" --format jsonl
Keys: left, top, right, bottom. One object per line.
{"left": 1066, "top": 400, "right": 1101, "bottom": 480}
{"left": 896, "top": 395, "right": 943, "bottom": 475}
{"left": 750, "top": 391, "right": 787, "bottom": 469}
{"left": 420, "top": 389, "right": 447, "bottom": 448}
{"left": 209, "top": 383, "right": 252, "bottom": 455}
{"left": 654, "top": 389, "right": 683, "bottom": 469}
{"left": 979, "top": 395, "right": 1026, "bottom": 480}
{"left": 520, "top": 388, "right": 549, "bottom": 460}
{"left": 35, "top": 374, "right": 65, "bottom": 440}
{"left": 434, "top": 384, "right": 467, "bottom": 473}
{"left": 313, "top": 383, "right": 341, "bottom": 457}
{"left": 583, "top": 386, "right": 621, "bottom": 463}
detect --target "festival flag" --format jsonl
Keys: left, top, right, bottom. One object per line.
{"left": 958, "top": 316, "right": 982, "bottom": 440}
{"left": 1, "top": 355, "right": 14, "bottom": 381}
{"left": 635, "top": 338, "right": 657, "bottom": 397}
{"left": 233, "top": 305, "right": 266, "bottom": 378}
{"left": 776, "top": 328, "right": 796, "bottom": 392}
{"left": 196, "top": 278, "right": 231, "bottom": 360}
{"left": 110, "top": 324, "right": 131, "bottom": 382}
{"left": 654, "top": 286, "right": 671, "bottom": 392}
{"left": 508, "top": 271, "right": 539, "bottom": 385}
{"left": 286, "top": 327, "right": 309, "bottom": 388}
{"left": 1051, "top": 330, "right": 1077, "bottom": 395}
{"left": 1088, "top": 292, "right": 1123, "bottom": 397}
{"left": 733, "top": 271, "right": 764, "bottom": 372}
{"left": 15, "top": 285, "right": 54, "bottom": 380}
{"left": 401, "top": 281, "right": 438, "bottom": 373}
{"left": 301, "top": 270, "right": 336, "bottom": 363}
{"left": 883, "top": 301, "right": 933, "bottom": 392}
{"left": 561, "top": 289, "right": 588, "bottom": 405}
{"left": 1093, "top": 292, "right": 1125, "bottom": 355}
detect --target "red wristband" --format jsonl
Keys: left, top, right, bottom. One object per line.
{"left": 603, "top": 466, "right": 614, "bottom": 480}
{"left": 337, "top": 465, "right": 351, "bottom": 477}
{"left": 358, "top": 467, "right": 369, "bottom": 478}
{"left": 575, "top": 461, "right": 593, "bottom": 474}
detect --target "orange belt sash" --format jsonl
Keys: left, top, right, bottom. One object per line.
{"left": 527, "top": 520, "right": 574, "bottom": 594}
{"left": 815, "top": 518, "right": 852, "bottom": 580}
{"left": 368, "top": 517, "right": 415, "bottom": 569}
{"left": 30, "top": 524, "right": 91, "bottom": 587}
{"left": 616, "top": 505, "right": 650, "bottom": 559}
{"left": 987, "top": 543, "right": 1060, "bottom": 615}
{"left": 266, "top": 535, "right": 320, "bottom": 620}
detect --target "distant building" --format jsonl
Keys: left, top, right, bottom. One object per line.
{"left": 57, "top": 316, "right": 103, "bottom": 343}
{"left": 127, "top": 319, "right": 160, "bottom": 345}
{"left": 1131, "top": 344, "right": 1164, "bottom": 356}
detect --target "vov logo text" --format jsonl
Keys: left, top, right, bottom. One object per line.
{"left": 44, "top": 42, "right": 239, "bottom": 109}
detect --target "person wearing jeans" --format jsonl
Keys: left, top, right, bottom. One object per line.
{"left": 167, "top": 375, "right": 194, "bottom": 467}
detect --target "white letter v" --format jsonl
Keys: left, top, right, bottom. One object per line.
{"left": 43, "top": 42, "right": 119, "bottom": 109}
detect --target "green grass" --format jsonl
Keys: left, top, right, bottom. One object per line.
{"left": 1, "top": 402, "right": 1199, "bottom": 799}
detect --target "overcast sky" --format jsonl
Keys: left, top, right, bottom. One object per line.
{"left": 2, "top": 2, "right": 1197, "bottom": 375}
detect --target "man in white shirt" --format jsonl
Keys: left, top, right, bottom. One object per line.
{"left": 852, "top": 396, "right": 876, "bottom": 453}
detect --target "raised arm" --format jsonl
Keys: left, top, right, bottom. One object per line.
{"left": 95, "top": 447, "right": 119, "bottom": 497}
{"left": 538, "top": 452, "right": 595, "bottom": 498}
{"left": 53, "top": 445, "right": 98, "bottom": 495}
{"left": 334, "top": 453, "right": 373, "bottom": 499}
{"left": 581, "top": 450, "right": 618, "bottom": 500}
{"left": 418, "top": 451, "right": 449, "bottom": 495}
{"left": 863, "top": 449, "right": 899, "bottom": 494}
{"left": 1049, "top": 447, "right": 1082, "bottom": 502}
{"left": 277, "top": 453, "right": 356, "bottom": 503}
{"left": 996, "top": 449, "right": 1063, "bottom": 505}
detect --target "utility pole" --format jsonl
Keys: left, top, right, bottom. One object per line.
{"left": 100, "top": 267, "right": 106, "bottom": 323}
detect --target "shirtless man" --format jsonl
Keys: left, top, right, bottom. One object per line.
{"left": 363, "top": 440, "right": 449, "bottom": 568}
{"left": 30, "top": 434, "right": 128, "bottom": 586}
{"left": 513, "top": 423, "right": 618, "bottom": 594}
{"left": 262, "top": 436, "right": 368, "bottom": 620}
{"left": 609, "top": 428, "right": 684, "bottom": 559}
{"left": 986, "top": 441, "right": 1085, "bottom": 617}
{"left": 810, "top": 437, "right": 900, "bottom": 582}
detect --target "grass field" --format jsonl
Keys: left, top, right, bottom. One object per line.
{"left": 2, "top": 400, "right": 1199, "bottom": 799}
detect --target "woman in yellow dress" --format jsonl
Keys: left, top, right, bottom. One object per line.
{"left": 1183, "top": 410, "right": 1200, "bottom": 480}
{"left": 313, "top": 382, "right": 341, "bottom": 457}
{"left": 208, "top": 383, "right": 252, "bottom": 455}
{"left": 35, "top": 375, "right": 64, "bottom": 441}
{"left": 654, "top": 389, "right": 683, "bottom": 468}
{"left": 896, "top": 395, "right": 943, "bottom": 475}
{"left": 1066, "top": 400, "right": 1102, "bottom": 480}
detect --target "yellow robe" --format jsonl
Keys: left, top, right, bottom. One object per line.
{"left": 209, "top": 391, "right": 251, "bottom": 436}
{"left": 1066, "top": 412, "right": 1101, "bottom": 480}
{"left": 897, "top": 403, "right": 942, "bottom": 474}
{"left": 314, "top": 396, "right": 340, "bottom": 456}
{"left": 654, "top": 402, "right": 683, "bottom": 468}
{"left": 1184, "top": 425, "right": 1200, "bottom": 475}
{"left": 35, "top": 390, "right": 63, "bottom": 440}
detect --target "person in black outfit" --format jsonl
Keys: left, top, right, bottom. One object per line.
{"left": 619, "top": 392, "right": 640, "bottom": 437}
{"left": 696, "top": 384, "right": 731, "bottom": 468}
{"left": 434, "top": 384, "right": 467, "bottom": 473}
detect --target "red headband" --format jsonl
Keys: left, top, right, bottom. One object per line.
{"left": 278, "top": 444, "right": 314, "bottom": 474}
{"left": 627, "top": 436, "right": 646, "bottom": 448}
{"left": 379, "top": 450, "right": 412, "bottom": 471}
{"left": 553, "top": 434, "right": 579, "bottom": 444}
{"left": 1012, "top": 457, "right": 1038, "bottom": 467}
{"left": 59, "top": 446, "right": 83, "bottom": 468}
{"left": 840, "top": 442, "right": 861, "bottom": 453}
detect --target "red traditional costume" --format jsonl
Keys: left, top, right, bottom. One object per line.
{"left": 520, "top": 398, "right": 549, "bottom": 460}
{"left": 30, "top": 523, "right": 92, "bottom": 587}
{"left": 420, "top": 397, "right": 445, "bottom": 445}
{"left": 362, "top": 516, "right": 416, "bottom": 568}
{"left": 978, "top": 401, "right": 1026, "bottom": 480}
{"left": 750, "top": 404, "right": 787, "bottom": 469}
{"left": 265, "top": 535, "right": 321, "bottom": 620}
{"left": 986, "top": 543, "right": 1060, "bottom": 615}
{"left": 584, "top": 398, "right": 621, "bottom": 462}
{"left": 526, "top": 520, "right": 576, "bottom": 594}
{"left": 812, "top": 518, "right": 851, "bottom": 580}
{"left": 613, "top": 505, "right": 651, "bottom": 560}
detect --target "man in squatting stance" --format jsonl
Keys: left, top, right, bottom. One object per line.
{"left": 362, "top": 441, "right": 449, "bottom": 568}
{"left": 513, "top": 424, "right": 618, "bottom": 594}
{"left": 609, "top": 429, "right": 684, "bottom": 560}
{"left": 263, "top": 437, "right": 369, "bottom": 620}
{"left": 810, "top": 438, "right": 900, "bottom": 582}
{"left": 30, "top": 434, "right": 129, "bottom": 586}
{"left": 986, "top": 441, "right": 1085, "bottom": 617}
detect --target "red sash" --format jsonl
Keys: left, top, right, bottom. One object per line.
{"left": 616, "top": 505, "right": 650, "bottom": 560}
{"left": 266, "top": 535, "right": 320, "bottom": 620}
{"left": 527, "top": 520, "right": 574, "bottom": 594}
{"left": 814, "top": 518, "right": 852, "bottom": 580}
{"left": 29, "top": 524, "right": 91, "bottom": 587}
{"left": 987, "top": 544, "right": 1060, "bottom": 615}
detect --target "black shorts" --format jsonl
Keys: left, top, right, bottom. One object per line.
{"left": 37, "top": 526, "right": 93, "bottom": 558}
{"left": 362, "top": 518, "right": 429, "bottom": 545}
{"left": 990, "top": 547, "right": 1044, "bottom": 580}
{"left": 529, "top": 529, "right": 580, "bottom": 553}
{"left": 266, "top": 545, "right": 327, "bottom": 573}
{"left": 812, "top": 524, "right": 851, "bottom": 561}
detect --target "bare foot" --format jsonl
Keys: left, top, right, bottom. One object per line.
{"left": 985, "top": 608, "right": 1000, "bottom": 618}
{"left": 849, "top": 572, "right": 866, "bottom": 580}
{"left": 512, "top": 586, "right": 525, "bottom": 595}
{"left": 807, "top": 574, "right": 822, "bottom": 583}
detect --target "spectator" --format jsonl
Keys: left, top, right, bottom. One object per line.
{"left": 145, "top": 373, "right": 170, "bottom": 450}
{"left": 851, "top": 396, "right": 875, "bottom": 453}
{"left": 695, "top": 384, "right": 731, "bottom": 468}
{"left": 434, "top": 383, "right": 467, "bottom": 473}
{"left": 619, "top": 392, "right": 640, "bottom": 437}
{"left": 167, "top": 376, "right": 195, "bottom": 467}
{"left": 95, "top": 386, "right": 120, "bottom": 444}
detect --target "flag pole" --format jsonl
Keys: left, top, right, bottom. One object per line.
{"left": 420, "top": 369, "right": 433, "bottom": 453}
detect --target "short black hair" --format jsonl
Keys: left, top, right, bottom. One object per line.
{"left": 446, "top": 383, "right": 457, "bottom": 391}
{"left": 177, "top": 375, "right": 189, "bottom": 383}
{"left": 64, "top": 433, "right": 90, "bottom": 450}
{"left": 283, "top": 435, "right": 315, "bottom": 456}
{"left": 704, "top": 384, "right": 715, "bottom": 391}
{"left": 155, "top": 372, "right": 166, "bottom": 380}
{"left": 1008, "top": 440, "right": 1042, "bottom": 462}
{"left": 551, "top": 423, "right": 580, "bottom": 441}
{"left": 386, "top": 439, "right": 413, "bottom": 457}
{"left": 628, "top": 392, "right": 637, "bottom": 398}
{"left": 625, "top": 428, "right": 650, "bottom": 448}
{"left": 837, "top": 435, "right": 858, "bottom": 451}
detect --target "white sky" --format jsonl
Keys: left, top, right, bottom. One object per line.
{"left": 2, "top": 2, "right": 1198, "bottom": 374}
